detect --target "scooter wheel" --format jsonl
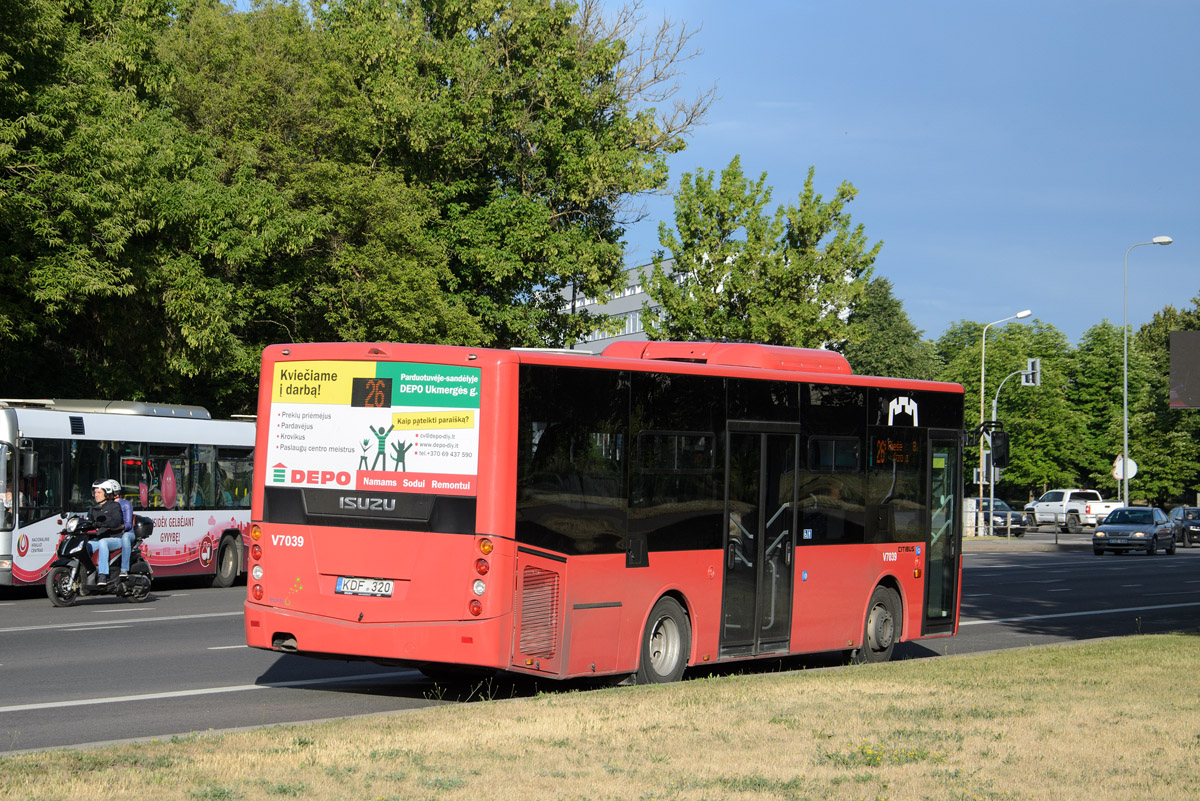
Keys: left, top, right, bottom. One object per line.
{"left": 47, "top": 566, "right": 79, "bottom": 607}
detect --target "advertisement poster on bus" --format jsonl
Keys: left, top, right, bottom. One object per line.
{"left": 11, "top": 511, "right": 250, "bottom": 583}
{"left": 265, "top": 361, "right": 482, "bottom": 496}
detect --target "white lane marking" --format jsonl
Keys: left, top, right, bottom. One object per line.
{"left": 63, "top": 625, "right": 132, "bottom": 632}
{"left": 0, "top": 670, "right": 423, "bottom": 713}
{"left": 208, "top": 645, "right": 248, "bottom": 650}
{"left": 0, "top": 611, "right": 242, "bottom": 634}
{"left": 1048, "top": 588, "right": 1072, "bottom": 592}
{"left": 961, "top": 600, "right": 1200, "bottom": 626}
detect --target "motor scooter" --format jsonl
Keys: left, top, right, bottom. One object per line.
{"left": 46, "top": 515, "right": 154, "bottom": 607}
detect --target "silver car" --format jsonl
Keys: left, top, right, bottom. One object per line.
{"left": 1093, "top": 507, "right": 1176, "bottom": 556}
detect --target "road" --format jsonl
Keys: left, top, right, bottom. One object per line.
{"left": 2, "top": 544, "right": 1199, "bottom": 754}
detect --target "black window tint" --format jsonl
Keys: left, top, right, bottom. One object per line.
{"left": 797, "top": 436, "right": 865, "bottom": 545}
{"left": 630, "top": 372, "right": 725, "bottom": 553}
{"left": 516, "top": 365, "right": 629, "bottom": 555}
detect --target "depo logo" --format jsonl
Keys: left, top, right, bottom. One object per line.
{"left": 290, "top": 469, "right": 352, "bottom": 487}
{"left": 887, "top": 396, "right": 919, "bottom": 426}
{"left": 16, "top": 534, "right": 29, "bottom": 557}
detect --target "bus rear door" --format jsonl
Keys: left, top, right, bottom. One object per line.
{"left": 720, "top": 426, "right": 798, "bottom": 658}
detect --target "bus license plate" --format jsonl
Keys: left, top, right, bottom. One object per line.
{"left": 335, "top": 577, "right": 394, "bottom": 597}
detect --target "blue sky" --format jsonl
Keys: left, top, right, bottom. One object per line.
{"left": 624, "top": 0, "right": 1198, "bottom": 343}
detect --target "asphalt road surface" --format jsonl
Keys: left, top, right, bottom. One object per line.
{"left": 2, "top": 542, "right": 1198, "bottom": 754}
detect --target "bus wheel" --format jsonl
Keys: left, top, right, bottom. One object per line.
{"left": 210, "top": 536, "right": 239, "bottom": 588}
{"left": 636, "top": 597, "right": 690, "bottom": 684}
{"left": 853, "top": 586, "right": 899, "bottom": 664}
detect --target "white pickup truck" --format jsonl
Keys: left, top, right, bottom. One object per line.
{"left": 1023, "top": 489, "right": 1122, "bottom": 534}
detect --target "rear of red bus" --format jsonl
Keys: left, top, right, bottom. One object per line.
{"left": 244, "top": 343, "right": 520, "bottom": 673}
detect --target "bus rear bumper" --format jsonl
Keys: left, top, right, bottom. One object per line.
{"left": 244, "top": 601, "right": 510, "bottom": 670}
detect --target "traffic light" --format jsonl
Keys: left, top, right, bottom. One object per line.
{"left": 1022, "top": 358, "right": 1041, "bottom": 387}
{"left": 990, "top": 430, "right": 1010, "bottom": 468}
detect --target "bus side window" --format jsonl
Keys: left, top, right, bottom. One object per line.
{"left": 146, "top": 444, "right": 190, "bottom": 510}
{"left": 217, "top": 447, "right": 254, "bottom": 508}
{"left": 22, "top": 440, "right": 65, "bottom": 524}
{"left": 192, "top": 445, "right": 217, "bottom": 509}
{"left": 68, "top": 439, "right": 115, "bottom": 513}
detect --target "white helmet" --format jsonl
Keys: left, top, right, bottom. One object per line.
{"left": 91, "top": 479, "right": 121, "bottom": 497}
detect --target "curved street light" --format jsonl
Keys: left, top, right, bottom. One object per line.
{"left": 1122, "top": 236, "right": 1173, "bottom": 505}
{"left": 977, "top": 310, "right": 1032, "bottom": 534}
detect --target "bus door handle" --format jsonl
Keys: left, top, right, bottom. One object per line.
{"left": 784, "top": 542, "right": 792, "bottom": 567}
{"left": 726, "top": 542, "right": 736, "bottom": 570}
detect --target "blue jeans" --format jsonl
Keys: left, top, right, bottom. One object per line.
{"left": 88, "top": 535, "right": 128, "bottom": 577}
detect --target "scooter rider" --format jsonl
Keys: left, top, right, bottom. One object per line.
{"left": 86, "top": 479, "right": 128, "bottom": 589}
{"left": 111, "top": 481, "right": 136, "bottom": 580}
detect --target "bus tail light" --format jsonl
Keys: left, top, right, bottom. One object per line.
{"left": 252, "top": 584, "right": 264, "bottom": 600}
{"left": 251, "top": 525, "right": 262, "bottom": 541}
{"left": 469, "top": 599, "right": 483, "bottom": 616}
{"left": 251, "top": 544, "right": 262, "bottom": 561}
{"left": 478, "top": 538, "right": 493, "bottom": 555}
{"left": 475, "top": 558, "right": 489, "bottom": 576}
{"left": 472, "top": 579, "right": 486, "bottom": 596}
{"left": 252, "top": 565, "right": 264, "bottom": 581}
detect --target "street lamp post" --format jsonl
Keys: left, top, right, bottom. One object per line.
{"left": 1122, "top": 236, "right": 1173, "bottom": 506}
{"left": 978, "top": 310, "right": 1032, "bottom": 535}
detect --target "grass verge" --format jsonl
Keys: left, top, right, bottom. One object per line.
{"left": 4, "top": 634, "right": 1200, "bottom": 800}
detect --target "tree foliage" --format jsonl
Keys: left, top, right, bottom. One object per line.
{"left": 643, "top": 156, "right": 879, "bottom": 347}
{"left": 0, "top": 0, "right": 708, "bottom": 414}
{"left": 842, "top": 277, "right": 940, "bottom": 380}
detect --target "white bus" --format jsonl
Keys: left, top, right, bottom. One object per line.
{"left": 0, "top": 400, "right": 254, "bottom": 588}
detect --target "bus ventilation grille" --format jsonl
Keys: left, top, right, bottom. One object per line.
{"left": 519, "top": 566, "right": 560, "bottom": 658}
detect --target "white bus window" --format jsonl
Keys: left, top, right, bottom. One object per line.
{"left": 1, "top": 444, "right": 11, "bottom": 531}
{"left": 115, "top": 442, "right": 147, "bottom": 509}
{"left": 217, "top": 447, "right": 253, "bottom": 508}
{"left": 69, "top": 440, "right": 115, "bottom": 512}
{"left": 147, "top": 444, "right": 191, "bottom": 510}
{"left": 193, "top": 445, "right": 217, "bottom": 508}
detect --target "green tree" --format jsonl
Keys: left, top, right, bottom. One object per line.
{"left": 644, "top": 157, "right": 878, "bottom": 347}
{"left": 1, "top": 0, "right": 710, "bottom": 414}
{"left": 319, "top": 0, "right": 705, "bottom": 349}
{"left": 1067, "top": 322, "right": 1126, "bottom": 494}
{"left": 1127, "top": 299, "right": 1200, "bottom": 504}
{"left": 641, "top": 155, "right": 782, "bottom": 341}
{"left": 935, "top": 319, "right": 1081, "bottom": 501}
{"left": 841, "top": 277, "right": 940, "bottom": 380}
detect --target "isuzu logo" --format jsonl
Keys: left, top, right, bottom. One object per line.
{"left": 338, "top": 496, "right": 397, "bottom": 512}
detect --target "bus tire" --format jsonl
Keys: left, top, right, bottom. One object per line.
{"left": 853, "top": 586, "right": 899, "bottom": 664}
{"left": 636, "top": 596, "right": 690, "bottom": 684}
{"left": 211, "top": 536, "right": 239, "bottom": 588}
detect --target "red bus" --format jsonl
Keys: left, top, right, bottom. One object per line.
{"left": 244, "top": 341, "right": 964, "bottom": 682}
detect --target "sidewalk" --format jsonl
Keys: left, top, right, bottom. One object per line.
{"left": 962, "top": 529, "right": 1093, "bottom": 552}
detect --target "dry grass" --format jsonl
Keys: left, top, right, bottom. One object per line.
{"left": 4, "top": 634, "right": 1200, "bottom": 800}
